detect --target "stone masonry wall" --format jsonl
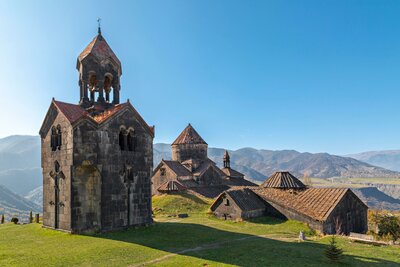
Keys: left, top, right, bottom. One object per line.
{"left": 41, "top": 111, "right": 73, "bottom": 231}
{"left": 72, "top": 108, "right": 153, "bottom": 232}
{"left": 171, "top": 143, "right": 208, "bottom": 162}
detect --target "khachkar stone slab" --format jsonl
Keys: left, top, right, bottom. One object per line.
{"left": 39, "top": 27, "right": 154, "bottom": 233}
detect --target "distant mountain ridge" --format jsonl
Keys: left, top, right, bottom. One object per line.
{"left": 154, "top": 144, "right": 400, "bottom": 181}
{"left": 347, "top": 150, "right": 400, "bottom": 172}
{"left": 0, "top": 135, "right": 399, "bottom": 194}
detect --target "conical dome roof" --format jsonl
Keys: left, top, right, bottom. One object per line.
{"left": 77, "top": 33, "right": 121, "bottom": 70}
{"left": 172, "top": 124, "right": 207, "bottom": 145}
{"left": 261, "top": 171, "right": 305, "bottom": 189}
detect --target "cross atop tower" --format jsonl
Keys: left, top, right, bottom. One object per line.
{"left": 97, "top": 18, "right": 102, "bottom": 35}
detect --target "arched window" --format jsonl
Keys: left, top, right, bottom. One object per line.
{"left": 54, "top": 161, "right": 60, "bottom": 173}
{"left": 56, "top": 125, "right": 62, "bottom": 150}
{"left": 104, "top": 74, "right": 113, "bottom": 103}
{"left": 51, "top": 126, "right": 57, "bottom": 151}
{"left": 127, "top": 129, "right": 136, "bottom": 151}
{"left": 119, "top": 128, "right": 126, "bottom": 150}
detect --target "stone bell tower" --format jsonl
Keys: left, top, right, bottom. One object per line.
{"left": 39, "top": 25, "right": 154, "bottom": 233}
{"left": 77, "top": 25, "right": 122, "bottom": 107}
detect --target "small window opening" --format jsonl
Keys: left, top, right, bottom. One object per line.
{"left": 119, "top": 128, "right": 126, "bottom": 150}
{"left": 160, "top": 168, "right": 166, "bottom": 176}
{"left": 127, "top": 130, "right": 136, "bottom": 151}
{"left": 225, "top": 198, "right": 230, "bottom": 206}
{"left": 56, "top": 125, "right": 62, "bottom": 150}
{"left": 54, "top": 161, "right": 60, "bottom": 173}
{"left": 51, "top": 126, "right": 57, "bottom": 151}
{"left": 50, "top": 125, "right": 62, "bottom": 151}
{"left": 127, "top": 167, "right": 134, "bottom": 182}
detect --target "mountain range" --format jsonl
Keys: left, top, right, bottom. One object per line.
{"left": 347, "top": 150, "right": 400, "bottom": 172}
{"left": 155, "top": 144, "right": 400, "bottom": 181}
{"left": 1, "top": 135, "right": 400, "bottom": 216}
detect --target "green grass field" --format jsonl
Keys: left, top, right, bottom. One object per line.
{"left": 0, "top": 193, "right": 399, "bottom": 266}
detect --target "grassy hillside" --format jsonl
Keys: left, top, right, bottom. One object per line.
{"left": 0, "top": 193, "right": 399, "bottom": 266}
{"left": 152, "top": 193, "right": 213, "bottom": 215}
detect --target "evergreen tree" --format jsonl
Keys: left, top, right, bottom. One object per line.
{"left": 29, "top": 211, "right": 33, "bottom": 223}
{"left": 1, "top": 214, "right": 4, "bottom": 224}
{"left": 324, "top": 235, "right": 343, "bottom": 263}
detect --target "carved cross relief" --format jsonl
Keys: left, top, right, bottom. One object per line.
{"left": 49, "top": 161, "right": 65, "bottom": 228}
{"left": 120, "top": 163, "right": 136, "bottom": 226}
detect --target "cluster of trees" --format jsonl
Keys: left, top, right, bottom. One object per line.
{"left": 0, "top": 211, "right": 39, "bottom": 225}
{"left": 369, "top": 210, "right": 400, "bottom": 243}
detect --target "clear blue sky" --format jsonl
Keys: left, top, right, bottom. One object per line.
{"left": 1, "top": 0, "right": 399, "bottom": 155}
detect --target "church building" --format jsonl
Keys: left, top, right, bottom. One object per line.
{"left": 39, "top": 28, "right": 154, "bottom": 233}
{"left": 152, "top": 124, "right": 256, "bottom": 198}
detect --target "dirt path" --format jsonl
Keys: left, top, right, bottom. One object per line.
{"left": 130, "top": 234, "right": 297, "bottom": 267}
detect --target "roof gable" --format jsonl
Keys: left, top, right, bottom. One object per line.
{"left": 172, "top": 124, "right": 207, "bottom": 145}
{"left": 161, "top": 160, "right": 193, "bottom": 177}
{"left": 194, "top": 160, "right": 225, "bottom": 178}
{"left": 221, "top": 167, "right": 244, "bottom": 178}
{"left": 40, "top": 99, "right": 154, "bottom": 138}
{"left": 211, "top": 188, "right": 266, "bottom": 212}
{"left": 39, "top": 102, "right": 60, "bottom": 138}
{"left": 157, "top": 180, "right": 187, "bottom": 193}
{"left": 53, "top": 100, "right": 89, "bottom": 124}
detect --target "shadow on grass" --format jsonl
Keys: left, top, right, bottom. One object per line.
{"left": 246, "top": 216, "right": 287, "bottom": 225}
{"left": 89, "top": 221, "right": 399, "bottom": 267}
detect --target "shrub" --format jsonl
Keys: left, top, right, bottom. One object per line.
{"left": 1, "top": 214, "right": 4, "bottom": 224}
{"left": 324, "top": 235, "right": 343, "bottom": 263}
{"left": 11, "top": 217, "right": 19, "bottom": 224}
{"left": 29, "top": 211, "right": 33, "bottom": 223}
{"left": 370, "top": 211, "right": 400, "bottom": 242}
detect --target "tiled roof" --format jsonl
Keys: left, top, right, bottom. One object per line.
{"left": 52, "top": 100, "right": 154, "bottom": 137}
{"left": 178, "top": 179, "right": 199, "bottom": 188}
{"left": 53, "top": 100, "right": 88, "bottom": 123}
{"left": 224, "top": 188, "right": 267, "bottom": 211}
{"left": 78, "top": 34, "right": 121, "bottom": 67}
{"left": 193, "top": 159, "right": 226, "bottom": 178}
{"left": 261, "top": 171, "right": 306, "bottom": 189}
{"left": 253, "top": 187, "right": 350, "bottom": 221}
{"left": 91, "top": 103, "right": 127, "bottom": 123}
{"left": 223, "top": 176, "right": 257, "bottom": 187}
{"left": 157, "top": 180, "right": 187, "bottom": 193}
{"left": 188, "top": 185, "right": 230, "bottom": 199}
{"left": 162, "top": 160, "right": 193, "bottom": 177}
{"left": 172, "top": 124, "right": 207, "bottom": 145}
{"left": 221, "top": 167, "right": 244, "bottom": 178}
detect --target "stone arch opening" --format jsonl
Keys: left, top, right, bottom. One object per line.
{"left": 88, "top": 72, "right": 97, "bottom": 102}
{"left": 119, "top": 126, "right": 127, "bottom": 150}
{"left": 104, "top": 73, "right": 113, "bottom": 103}
{"left": 127, "top": 128, "right": 136, "bottom": 152}
{"left": 73, "top": 162, "right": 101, "bottom": 231}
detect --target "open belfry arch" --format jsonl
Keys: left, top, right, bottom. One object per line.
{"left": 39, "top": 25, "right": 154, "bottom": 233}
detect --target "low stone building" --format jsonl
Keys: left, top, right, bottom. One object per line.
{"left": 151, "top": 124, "right": 256, "bottom": 198}
{"left": 39, "top": 28, "right": 154, "bottom": 233}
{"left": 210, "top": 187, "right": 283, "bottom": 220}
{"left": 211, "top": 171, "right": 368, "bottom": 234}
